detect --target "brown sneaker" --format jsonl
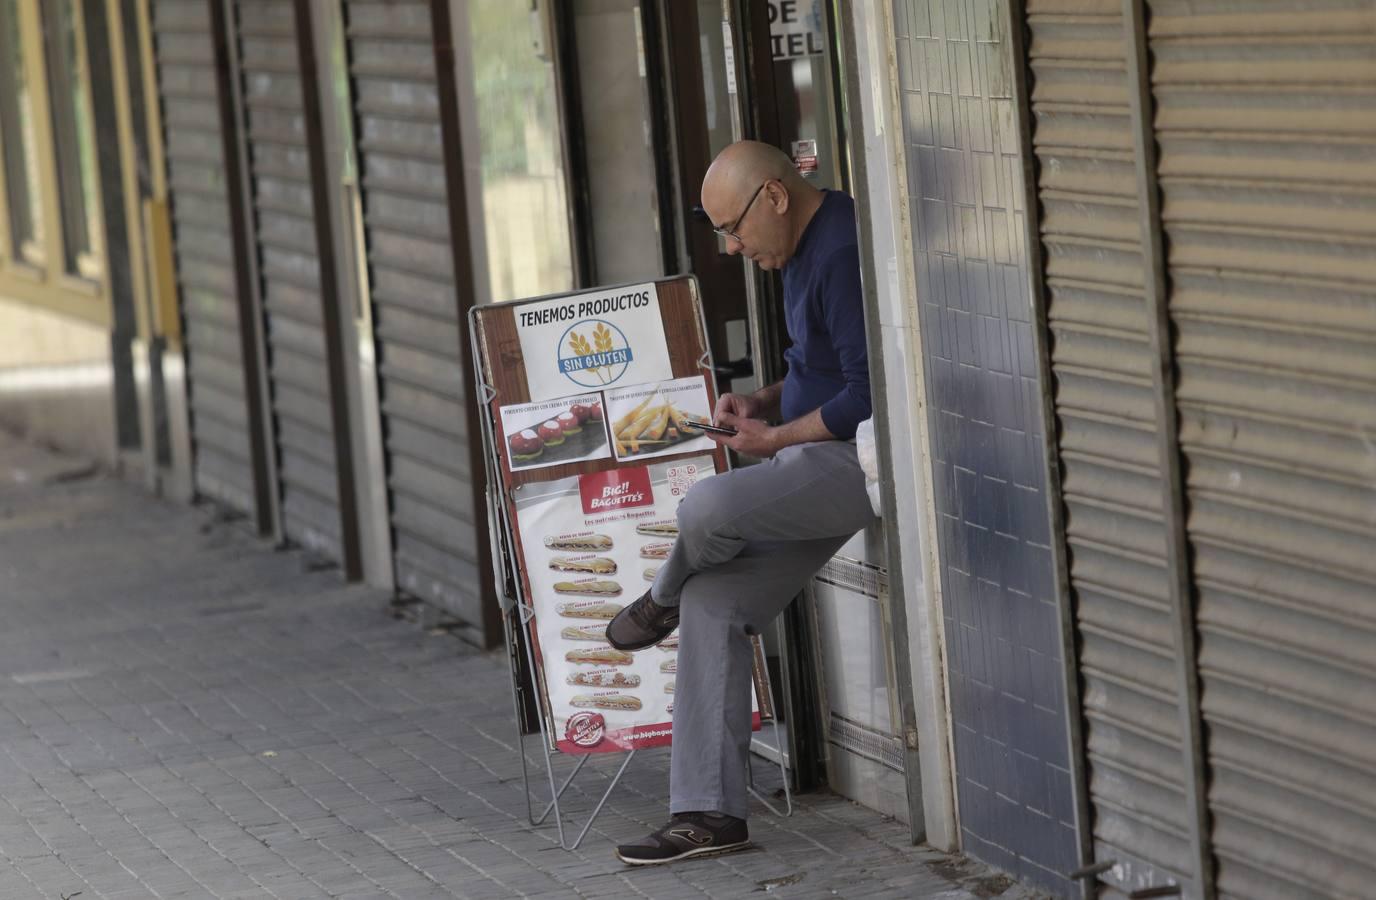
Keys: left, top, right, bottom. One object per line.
{"left": 616, "top": 812, "right": 750, "bottom": 865}
{"left": 606, "top": 589, "right": 679, "bottom": 652}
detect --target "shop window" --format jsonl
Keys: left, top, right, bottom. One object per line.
{"left": 0, "top": 0, "right": 46, "bottom": 267}
{"left": 469, "top": 0, "right": 573, "bottom": 302}
{"left": 42, "top": 0, "right": 102, "bottom": 280}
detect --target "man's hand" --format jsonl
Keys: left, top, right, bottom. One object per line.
{"left": 707, "top": 406, "right": 836, "bottom": 459}
{"left": 707, "top": 412, "right": 781, "bottom": 459}
{"left": 715, "top": 381, "right": 783, "bottom": 423}
{"left": 713, "top": 391, "right": 761, "bottom": 422}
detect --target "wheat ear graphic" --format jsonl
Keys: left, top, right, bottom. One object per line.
{"left": 593, "top": 324, "right": 614, "bottom": 383}
{"left": 568, "top": 331, "right": 605, "bottom": 383}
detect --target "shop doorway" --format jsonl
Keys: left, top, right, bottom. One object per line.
{"left": 555, "top": 0, "right": 753, "bottom": 394}
{"left": 552, "top": 0, "right": 912, "bottom": 819}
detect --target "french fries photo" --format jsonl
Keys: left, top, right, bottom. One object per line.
{"left": 611, "top": 389, "right": 711, "bottom": 457}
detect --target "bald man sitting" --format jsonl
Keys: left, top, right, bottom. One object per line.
{"left": 607, "top": 141, "right": 877, "bottom": 865}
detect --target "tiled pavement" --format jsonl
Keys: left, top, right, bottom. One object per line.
{"left": 0, "top": 432, "right": 1043, "bottom": 900}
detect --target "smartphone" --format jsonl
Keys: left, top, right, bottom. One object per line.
{"left": 682, "top": 420, "right": 738, "bottom": 437}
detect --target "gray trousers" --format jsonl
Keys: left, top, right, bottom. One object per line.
{"left": 650, "top": 440, "right": 877, "bottom": 820}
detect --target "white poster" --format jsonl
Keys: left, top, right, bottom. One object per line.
{"left": 605, "top": 376, "right": 717, "bottom": 463}
{"left": 515, "top": 282, "right": 674, "bottom": 403}
{"left": 514, "top": 456, "right": 758, "bottom": 753}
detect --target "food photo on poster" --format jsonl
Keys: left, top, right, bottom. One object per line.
{"left": 512, "top": 455, "right": 756, "bottom": 753}
{"left": 498, "top": 394, "right": 610, "bottom": 472}
{"left": 605, "top": 376, "right": 718, "bottom": 462}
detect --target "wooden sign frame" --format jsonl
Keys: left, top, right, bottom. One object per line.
{"left": 468, "top": 276, "right": 789, "bottom": 848}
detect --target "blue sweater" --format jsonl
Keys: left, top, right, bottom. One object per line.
{"left": 779, "top": 191, "right": 871, "bottom": 440}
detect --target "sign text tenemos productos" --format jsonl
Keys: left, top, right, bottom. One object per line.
{"left": 515, "top": 282, "right": 674, "bottom": 403}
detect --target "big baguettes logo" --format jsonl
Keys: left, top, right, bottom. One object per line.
{"left": 564, "top": 711, "right": 605, "bottom": 748}
{"left": 579, "top": 468, "right": 654, "bottom": 516}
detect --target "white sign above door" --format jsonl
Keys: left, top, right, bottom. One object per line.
{"left": 769, "top": 0, "right": 825, "bottom": 59}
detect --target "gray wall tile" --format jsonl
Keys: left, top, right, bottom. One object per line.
{"left": 890, "top": 0, "right": 1076, "bottom": 894}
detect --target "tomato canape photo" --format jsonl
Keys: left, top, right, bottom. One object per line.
{"left": 556, "top": 411, "right": 582, "bottom": 434}
{"left": 538, "top": 419, "right": 566, "bottom": 446}
{"left": 502, "top": 395, "right": 609, "bottom": 469}
{"left": 509, "top": 429, "right": 544, "bottom": 462}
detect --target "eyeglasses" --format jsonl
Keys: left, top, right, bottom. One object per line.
{"left": 708, "top": 181, "right": 768, "bottom": 242}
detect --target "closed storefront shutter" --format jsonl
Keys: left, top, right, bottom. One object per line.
{"left": 1019, "top": 0, "right": 1376, "bottom": 896}
{"left": 341, "top": 0, "right": 483, "bottom": 623}
{"left": 1022, "top": 0, "right": 1202, "bottom": 892}
{"left": 1149, "top": 3, "right": 1376, "bottom": 897}
{"left": 151, "top": 0, "right": 254, "bottom": 513}
{"left": 231, "top": 0, "right": 341, "bottom": 559}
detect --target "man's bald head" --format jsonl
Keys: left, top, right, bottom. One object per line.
{"left": 700, "top": 141, "right": 824, "bottom": 271}
{"left": 702, "top": 141, "right": 802, "bottom": 202}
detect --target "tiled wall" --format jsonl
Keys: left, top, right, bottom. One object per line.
{"left": 890, "top": 0, "right": 1077, "bottom": 891}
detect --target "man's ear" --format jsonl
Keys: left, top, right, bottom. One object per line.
{"left": 767, "top": 180, "right": 790, "bottom": 215}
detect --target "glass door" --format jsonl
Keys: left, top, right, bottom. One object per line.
{"left": 650, "top": 0, "right": 853, "bottom": 791}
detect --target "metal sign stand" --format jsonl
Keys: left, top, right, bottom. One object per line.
{"left": 471, "top": 279, "right": 793, "bottom": 853}
{"left": 506, "top": 607, "right": 792, "bottom": 849}
{"left": 511, "top": 600, "right": 640, "bottom": 851}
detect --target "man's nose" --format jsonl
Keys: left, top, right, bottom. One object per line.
{"left": 724, "top": 235, "right": 744, "bottom": 256}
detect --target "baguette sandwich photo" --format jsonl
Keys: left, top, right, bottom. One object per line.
{"left": 635, "top": 522, "right": 678, "bottom": 538}
{"left": 544, "top": 534, "right": 613, "bottom": 552}
{"left": 567, "top": 671, "right": 641, "bottom": 688}
{"left": 571, "top": 693, "right": 643, "bottom": 712}
{"left": 556, "top": 600, "right": 623, "bottom": 620}
{"left": 553, "top": 580, "right": 622, "bottom": 596}
{"left": 566, "top": 647, "right": 634, "bottom": 666}
{"left": 550, "top": 556, "right": 617, "bottom": 574}
{"left": 639, "top": 542, "right": 672, "bottom": 560}
{"left": 643, "top": 566, "right": 659, "bottom": 582}
{"left": 560, "top": 625, "right": 608, "bottom": 642}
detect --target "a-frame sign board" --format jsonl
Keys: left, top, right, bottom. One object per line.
{"left": 469, "top": 276, "right": 788, "bottom": 849}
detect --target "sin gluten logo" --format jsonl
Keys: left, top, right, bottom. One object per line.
{"left": 560, "top": 320, "right": 633, "bottom": 387}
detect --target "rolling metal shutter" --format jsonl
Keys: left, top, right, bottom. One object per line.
{"left": 342, "top": 0, "right": 483, "bottom": 622}
{"left": 150, "top": 0, "right": 254, "bottom": 513}
{"left": 231, "top": 0, "right": 341, "bottom": 559}
{"left": 1149, "top": 3, "right": 1376, "bottom": 897}
{"left": 1023, "top": 0, "right": 1201, "bottom": 893}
